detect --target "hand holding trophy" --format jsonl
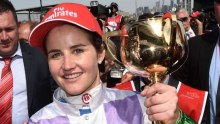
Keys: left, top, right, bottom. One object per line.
{"left": 103, "top": 13, "right": 188, "bottom": 124}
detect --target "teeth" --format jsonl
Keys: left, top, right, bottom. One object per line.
{"left": 64, "top": 73, "right": 81, "bottom": 79}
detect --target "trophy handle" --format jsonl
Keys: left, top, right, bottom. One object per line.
{"left": 102, "top": 31, "right": 125, "bottom": 68}
{"left": 161, "top": 13, "right": 188, "bottom": 75}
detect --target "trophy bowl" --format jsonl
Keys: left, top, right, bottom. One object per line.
{"left": 103, "top": 13, "right": 187, "bottom": 83}
{"left": 103, "top": 13, "right": 188, "bottom": 123}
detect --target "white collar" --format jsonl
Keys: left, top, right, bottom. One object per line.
{"left": 186, "top": 28, "right": 195, "bottom": 36}
{"left": 53, "top": 83, "right": 106, "bottom": 115}
{"left": 0, "top": 42, "right": 22, "bottom": 59}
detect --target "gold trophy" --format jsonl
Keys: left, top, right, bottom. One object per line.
{"left": 103, "top": 13, "right": 187, "bottom": 124}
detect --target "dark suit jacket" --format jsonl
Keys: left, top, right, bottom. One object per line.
{"left": 171, "top": 29, "right": 220, "bottom": 124}
{"left": 20, "top": 41, "right": 55, "bottom": 117}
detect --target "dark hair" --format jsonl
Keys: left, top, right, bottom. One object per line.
{"left": 43, "top": 24, "right": 103, "bottom": 55}
{"left": 0, "top": 0, "right": 18, "bottom": 23}
{"left": 110, "top": 2, "right": 118, "bottom": 8}
{"left": 88, "top": 32, "right": 103, "bottom": 53}
{"left": 110, "top": 2, "right": 118, "bottom": 11}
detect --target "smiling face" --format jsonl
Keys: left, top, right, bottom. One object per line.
{"left": 45, "top": 24, "right": 105, "bottom": 96}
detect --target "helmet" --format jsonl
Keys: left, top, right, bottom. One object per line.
{"left": 110, "top": 2, "right": 118, "bottom": 10}
{"left": 98, "top": 4, "right": 107, "bottom": 15}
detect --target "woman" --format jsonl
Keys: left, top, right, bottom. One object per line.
{"left": 28, "top": 2, "right": 195, "bottom": 124}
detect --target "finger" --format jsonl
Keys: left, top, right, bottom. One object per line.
{"left": 140, "top": 85, "right": 150, "bottom": 96}
{"left": 144, "top": 84, "right": 177, "bottom": 109}
{"left": 145, "top": 83, "right": 176, "bottom": 97}
{"left": 145, "top": 90, "right": 174, "bottom": 107}
{"left": 144, "top": 83, "right": 161, "bottom": 97}
{"left": 147, "top": 109, "right": 177, "bottom": 121}
{"left": 146, "top": 98, "right": 177, "bottom": 115}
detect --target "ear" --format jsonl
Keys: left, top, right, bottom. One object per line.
{"left": 98, "top": 48, "right": 106, "bottom": 64}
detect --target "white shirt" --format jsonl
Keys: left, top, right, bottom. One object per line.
{"left": 209, "top": 37, "right": 220, "bottom": 124}
{"left": 0, "top": 43, "right": 28, "bottom": 124}
{"left": 186, "top": 28, "right": 196, "bottom": 40}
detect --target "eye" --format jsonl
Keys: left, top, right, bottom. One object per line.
{"left": 48, "top": 52, "right": 62, "bottom": 59}
{"left": 73, "top": 48, "right": 84, "bottom": 55}
{"left": 5, "top": 27, "right": 15, "bottom": 32}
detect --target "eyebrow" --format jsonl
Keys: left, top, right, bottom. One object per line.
{"left": 47, "top": 44, "right": 87, "bottom": 55}
{"left": 70, "top": 44, "right": 87, "bottom": 49}
{"left": 0, "top": 26, "right": 16, "bottom": 31}
{"left": 47, "top": 49, "right": 60, "bottom": 55}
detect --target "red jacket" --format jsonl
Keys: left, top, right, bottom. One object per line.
{"left": 107, "top": 14, "right": 123, "bottom": 31}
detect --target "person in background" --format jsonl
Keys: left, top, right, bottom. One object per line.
{"left": 105, "top": 2, "right": 125, "bottom": 87}
{"left": 27, "top": 2, "right": 195, "bottom": 124}
{"left": 106, "top": 2, "right": 124, "bottom": 31}
{"left": 18, "top": 21, "right": 38, "bottom": 43}
{"left": 94, "top": 4, "right": 109, "bottom": 33}
{"left": 176, "top": 8, "right": 198, "bottom": 40}
{"left": 171, "top": 0, "right": 220, "bottom": 123}
{"left": 0, "top": 1, "right": 55, "bottom": 123}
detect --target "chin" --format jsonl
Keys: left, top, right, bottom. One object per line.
{"left": 65, "top": 87, "right": 86, "bottom": 96}
{"left": 66, "top": 91, "right": 84, "bottom": 97}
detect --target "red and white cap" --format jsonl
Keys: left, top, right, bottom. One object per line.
{"left": 29, "top": 2, "right": 102, "bottom": 50}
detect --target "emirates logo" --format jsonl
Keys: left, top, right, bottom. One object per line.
{"left": 82, "top": 93, "right": 92, "bottom": 104}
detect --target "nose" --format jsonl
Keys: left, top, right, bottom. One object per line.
{"left": 62, "top": 55, "right": 76, "bottom": 71}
